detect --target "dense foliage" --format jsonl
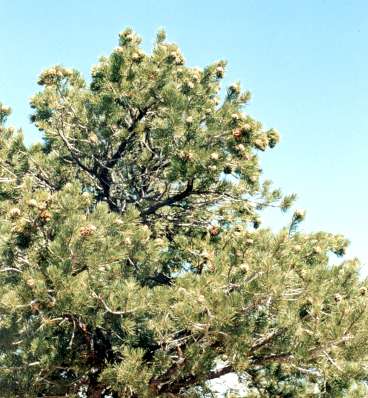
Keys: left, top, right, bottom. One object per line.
{"left": 0, "top": 29, "right": 367, "bottom": 397}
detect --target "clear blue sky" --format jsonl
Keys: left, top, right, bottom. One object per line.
{"left": 1, "top": 0, "right": 367, "bottom": 270}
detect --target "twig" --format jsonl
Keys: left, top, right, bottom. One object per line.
{"left": 91, "top": 291, "right": 135, "bottom": 316}
{"left": 0, "top": 267, "right": 22, "bottom": 273}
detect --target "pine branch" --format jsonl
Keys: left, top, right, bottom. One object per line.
{"left": 0, "top": 266, "right": 22, "bottom": 273}
{"left": 250, "top": 352, "right": 293, "bottom": 364}
{"left": 250, "top": 329, "right": 285, "bottom": 353}
{"left": 207, "top": 364, "right": 234, "bottom": 380}
{"left": 95, "top": 103, "right": 154, "bottom": 212}
{"left": 141, "top": 178, "right": 194, "bottom": 216}
{"left": 105, "top": 101, "right": 156, "bottom": 169}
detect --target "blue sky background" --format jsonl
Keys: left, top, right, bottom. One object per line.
{"left": 1, "top": 0, "right": 367, "bottom": 271}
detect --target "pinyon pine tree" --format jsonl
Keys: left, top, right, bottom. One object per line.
{"left": 0, "top": 29, "right": 368, "bottom": 398}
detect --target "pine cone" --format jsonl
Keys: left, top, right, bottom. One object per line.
{"left": 215, "top": 66, "right": 224, "bottom": 78}
{"left": 229, "top": 83, "right": 240, "bottom": 95}
{"left": 26, "top": 278, "right": 35, "bottom": 288}
{"left": 254, "top": 135, "right": 269, "bottom": 151}
{"left": 233, "top": 128, "right": 243, "bottom": 140}
{"left": 334, "top": 293, "right": 342, "bottom": 303}
{"left": 9, "top": 208, "right": 21, "bottom": 219}
{"left": 28, "top": 199, "right": 38, "bottom": 208}
{"left": 132, "top": 50, "right": 144, "bottom": 63}
{"left": 80, "top": 224, "right": 97, "bottom": 237}
{"left": 39, "top": 210, "right": 52, "bottom": 222}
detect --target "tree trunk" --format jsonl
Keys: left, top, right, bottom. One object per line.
{"left": 86, "top": 384, "right": 105, "bottom": 398}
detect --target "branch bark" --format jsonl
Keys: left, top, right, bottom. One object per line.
{"left": 96, "top": 104, "right": 153, "bottom": 212}
{"left": 141, "top": 178, "right": 194, "bottom": 216}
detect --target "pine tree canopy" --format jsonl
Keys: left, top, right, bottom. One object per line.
{"left": 1, "top": 28, "right": 368, "bottom": 397}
